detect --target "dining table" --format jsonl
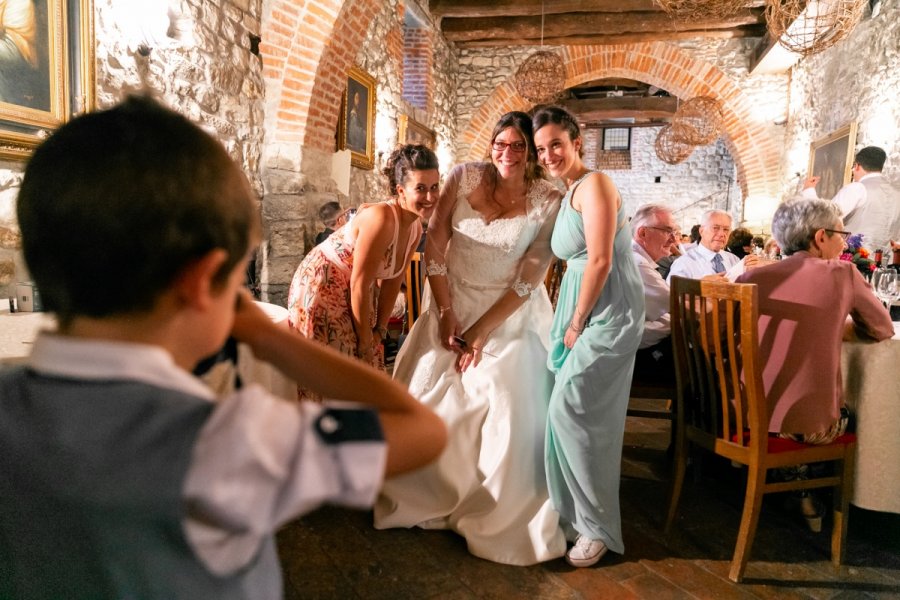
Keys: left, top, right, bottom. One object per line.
{"left": 0, "top": 302, "right": 297, "bottom": 401}
{"left": 841, "top": 319, "right": 900, "bottom": 514}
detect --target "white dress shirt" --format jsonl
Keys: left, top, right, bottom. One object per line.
{"left": 666, "top": 243, "right": 740, "bottom": 283}
{"left": 631, "top": 240, "right": 671, "bottom": 349}
{"left": 802, "top": 173, "right": 876, "bottom": 217}
{"left": 27, "top": 334, "right": 387, "bottom": 576}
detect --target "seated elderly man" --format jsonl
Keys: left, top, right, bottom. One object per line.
{"left": 630, "top": 203, "right": 678, "bottom": 384}
{"left": 667, "top": 209, "right": 760, "bottom": 282}
{"left": 737, "top": 197, "right": 893, "bottom": 531}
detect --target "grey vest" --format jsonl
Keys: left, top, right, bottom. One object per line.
{"left": 0, "top": 367, "right": 282, "bottom": 600}
{"left": 844, "top": 176, "right": 900, "bottom": 251}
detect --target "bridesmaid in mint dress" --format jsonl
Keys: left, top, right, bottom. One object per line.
{"left": 532, "top": 106, "right": 645, "bottom": 568}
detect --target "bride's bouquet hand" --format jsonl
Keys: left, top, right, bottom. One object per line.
{"left": 455, "top": 327, "right": 490, "bottom": 373}
{"left": 439, "top": 307, "right": 461, "bottom": 351}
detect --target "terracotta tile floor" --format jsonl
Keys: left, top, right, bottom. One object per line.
{"left": 277, "top": 404, "right": 900, "bottom": 599}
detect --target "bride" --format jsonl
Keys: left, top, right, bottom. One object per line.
{"left": 374, "top": 112, "right": 566, "bottom": 565}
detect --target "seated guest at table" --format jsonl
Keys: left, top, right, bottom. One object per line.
{"left": 631, "top": 203, "right": 677, "bottom": 384}
{"left": 288, "top": 144, "right": 440, "bottom": 399}
{"left": 668, "top": 210, "right": 760, "bottom": 282}
{"left": 654, "top": 226, "right": 683, "bottom": 280}
{"left": 3, "top": 95, "right": 446, "bottom": 599}
{"left": 736, "top": 197, "right": 893, "bottom": 531}
{"left": 725, "top": 227, "right": 754, "bottom": 259}
{"left": 315, "top": 200, "right": 343, "bottom": 245}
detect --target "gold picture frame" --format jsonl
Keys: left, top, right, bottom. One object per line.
{"left": 807, "top": 122, "right": 858, "bottom": 201}
{"left": 337, "top": 65, "right": 376, "bottom": 170}
{"left": 0, "top": 0, "right": 95, "bottom": 160}
{"left": 398, "top": 114, "right": 436, "bottom": 150}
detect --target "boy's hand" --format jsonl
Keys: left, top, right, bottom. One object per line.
{"left": 230, "top": 289, "right": 272, "bottom": 344}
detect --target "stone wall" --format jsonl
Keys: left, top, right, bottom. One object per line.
{"left": 0, "top": 0, "right": 264, "bottom": 299}
{"left": 588, "top": 128, "right": 742, "bottom": 233}
{"left": 345, "top": 0, "right": 457, "bottom": 214}
{"left": 781, "top": 0, "right": 900, "bottom": 203}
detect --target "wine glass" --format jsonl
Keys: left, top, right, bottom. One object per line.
{"left": 873, "top": 270, "right": 898, "bottom": 309}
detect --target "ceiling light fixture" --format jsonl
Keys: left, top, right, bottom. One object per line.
{"left": 513, "top": 0, "right": 565, "bottom": 105}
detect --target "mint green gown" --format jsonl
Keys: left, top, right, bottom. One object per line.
{"left": 545, "top": 172, "right": 644, "bottom": 554}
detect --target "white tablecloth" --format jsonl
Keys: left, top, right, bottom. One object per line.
{"left": 841, "top": 321, "right": 900, "bottom": 514}
{"left": 0, "top": 309, "right": 55, "bottom": 365}
{"left": 0, "top": 304, "right": 297, "bottom": 401}
{"left": 201, "top": 302, "right": 297, "bottom": 400}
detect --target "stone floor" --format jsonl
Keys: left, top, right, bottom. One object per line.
{"left": 276, "top": 405, "right": 900, "bottom": 599}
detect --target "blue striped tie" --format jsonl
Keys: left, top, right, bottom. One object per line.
{"left": 712, "top": 253, "right": 725, "bottom": 274}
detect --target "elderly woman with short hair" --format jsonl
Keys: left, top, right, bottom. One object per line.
{"left": 736, "top": 197, "right": 893, "bottom": 530}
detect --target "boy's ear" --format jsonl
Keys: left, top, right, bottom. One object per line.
{"left": 172, "top": 249, "right": 229, "bottom": 310}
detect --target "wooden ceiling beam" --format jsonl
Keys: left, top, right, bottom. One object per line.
{"left": 441, "top": 9, "right": 766, "bottom": 43}
{"left": 429, "top": 0, "right": 661, "bottom": 20}
{"left": 454, "top": 27, "right": 766, "bottom": 48}
{"left": 560, "top": 96, "right": 679, "bottom": 121}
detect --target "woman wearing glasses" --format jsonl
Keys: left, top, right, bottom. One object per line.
{"left": 532, "top": 106, "right": 645, "bottom": 568}
{"left": 375, "top": 111, "right": 566, "bottom": 565}
{"left": 736, "top": 197, "right": 892, "bottom": 531}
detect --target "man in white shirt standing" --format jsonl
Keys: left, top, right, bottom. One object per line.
{"left": 803, "top": 146, "right": 900, "bottom": 252}
{"left": 631, "top": 204, "right": 678, "bottom": 384}
{"left": 667, "top": 209, "right": 743, "bottom": 283}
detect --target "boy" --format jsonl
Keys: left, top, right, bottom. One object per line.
{"left": 1, "top": 95, "right": 445, "bottom": 599}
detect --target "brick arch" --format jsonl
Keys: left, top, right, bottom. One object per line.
{"left": 460, "top": 42, "right": 781, "bottom": 201}
{"left": 259, "top": 0, "right": 382, "bottom": 172}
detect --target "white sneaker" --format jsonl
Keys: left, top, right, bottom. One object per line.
{"left": 565, "top": 535, "right": 608, "bottom": 567}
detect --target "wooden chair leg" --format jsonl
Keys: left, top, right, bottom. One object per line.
{"left": 729, "top": 463, "right": 766, "bottom": 583}
{"left": 832, "top": 450, "right": 855, "bottom": 571}
{"left": 664, "top": 436, "right": 688, "bottom": 534}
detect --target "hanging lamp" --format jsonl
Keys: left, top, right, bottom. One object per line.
{"left": 765, "top": 0, "right": 867, "bottom": 57}
{"left": 513, "top": 1, "right": 565, "bottom": 105}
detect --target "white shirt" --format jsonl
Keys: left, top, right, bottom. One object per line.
{"left": 27, "top": 334, "right": 387, "bottom": 575}
{"left": 802, "top": 172, "right": 880, "bottom": 218}
{"left": 631, "top": 240, "right": 671, "bottom": 349}
{"left": 666, "top": 244, "right": 740, "bottom": 283}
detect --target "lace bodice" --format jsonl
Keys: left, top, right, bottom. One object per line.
{"left": 447, "top": 163, "right": 558, "bottom": 287}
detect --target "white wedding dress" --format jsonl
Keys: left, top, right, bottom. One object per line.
{"left": 374, "top": 162, "right": 566, "bottom": 566}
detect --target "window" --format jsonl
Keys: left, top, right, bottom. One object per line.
{"left": 602, "top": 127, "right": 631, "bottom": 151}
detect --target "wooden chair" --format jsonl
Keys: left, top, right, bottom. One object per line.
{"left": 405, "top": 252, "right": 425, "bottom": 329}
{"left": 664, "top": 276, "right": 855, "bottom": 583}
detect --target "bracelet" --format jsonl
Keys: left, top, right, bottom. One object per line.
{"left": 568, "top": 320, "right": 585, "bottom": 333}
{"left": 373, "top": 325, "right": 388, "bottom": 338}
{"left": 438, "top": 305, "right": 453, "bottom": 317}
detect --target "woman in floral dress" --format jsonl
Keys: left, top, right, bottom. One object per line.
{"left": 287, "top": 145, "right": 440, "bottom": 399}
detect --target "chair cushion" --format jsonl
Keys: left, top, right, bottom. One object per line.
{"left": 730, "top": 431, "right": 857, "bottom": 453}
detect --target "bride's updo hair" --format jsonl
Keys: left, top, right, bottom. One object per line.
{"left": 532, "top": 106, "right": 584, "bottom": 158}
{"left": 382, "top": 144, "right": 440, "bottom": 196}
{"left": 484, "top": 111, "right": 546, "bottom": 184}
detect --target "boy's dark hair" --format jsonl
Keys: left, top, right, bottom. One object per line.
{"left": 854, "top": 146, "right": 886, "bottom": 172}
{"left": 17, "top": 95, "right": 258, "bottom": 325}
{"left": 381, "top": 144, "right": 440, "bottom": 196}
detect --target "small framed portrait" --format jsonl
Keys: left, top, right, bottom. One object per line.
{"left": 808, "top": 122, "right": 858, "bottom": 201}
{"left": 0, "top": 0, "right": 96, "bottom": 160}
{"left": 337, "top": 65, "right": 376, "bottom": 170}
{"left": 398, "top": 114, "right": 436, "bottom": 150}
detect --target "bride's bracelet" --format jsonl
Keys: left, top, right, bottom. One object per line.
{"left": 438, "top": 305, "right": 454, "bottom": 318}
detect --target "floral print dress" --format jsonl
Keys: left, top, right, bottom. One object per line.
{"left": 287, "top": 201, "right": 421, "bottom": 399}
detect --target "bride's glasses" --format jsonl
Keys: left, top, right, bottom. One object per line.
{"left": 491, "top": 141, "right": 527, "bottom": 153}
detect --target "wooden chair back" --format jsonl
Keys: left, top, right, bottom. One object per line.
{"left": 665, "top": 276, "right": 855, "bottom": 583}
{"left": 405, "top": 252, "right": 425, "bottom": 329}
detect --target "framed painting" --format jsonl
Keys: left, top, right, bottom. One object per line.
{"left": 807, "top": 122, "right": 857, "bottom": 201}
{"left": 398, "top": 114, "right": 436, "bottom": 150}
{"left": 0, "top": 0, "right": 95, "bottom": 160}
{"left": 337, "top": 66, "right": 376, "bottom": 170}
